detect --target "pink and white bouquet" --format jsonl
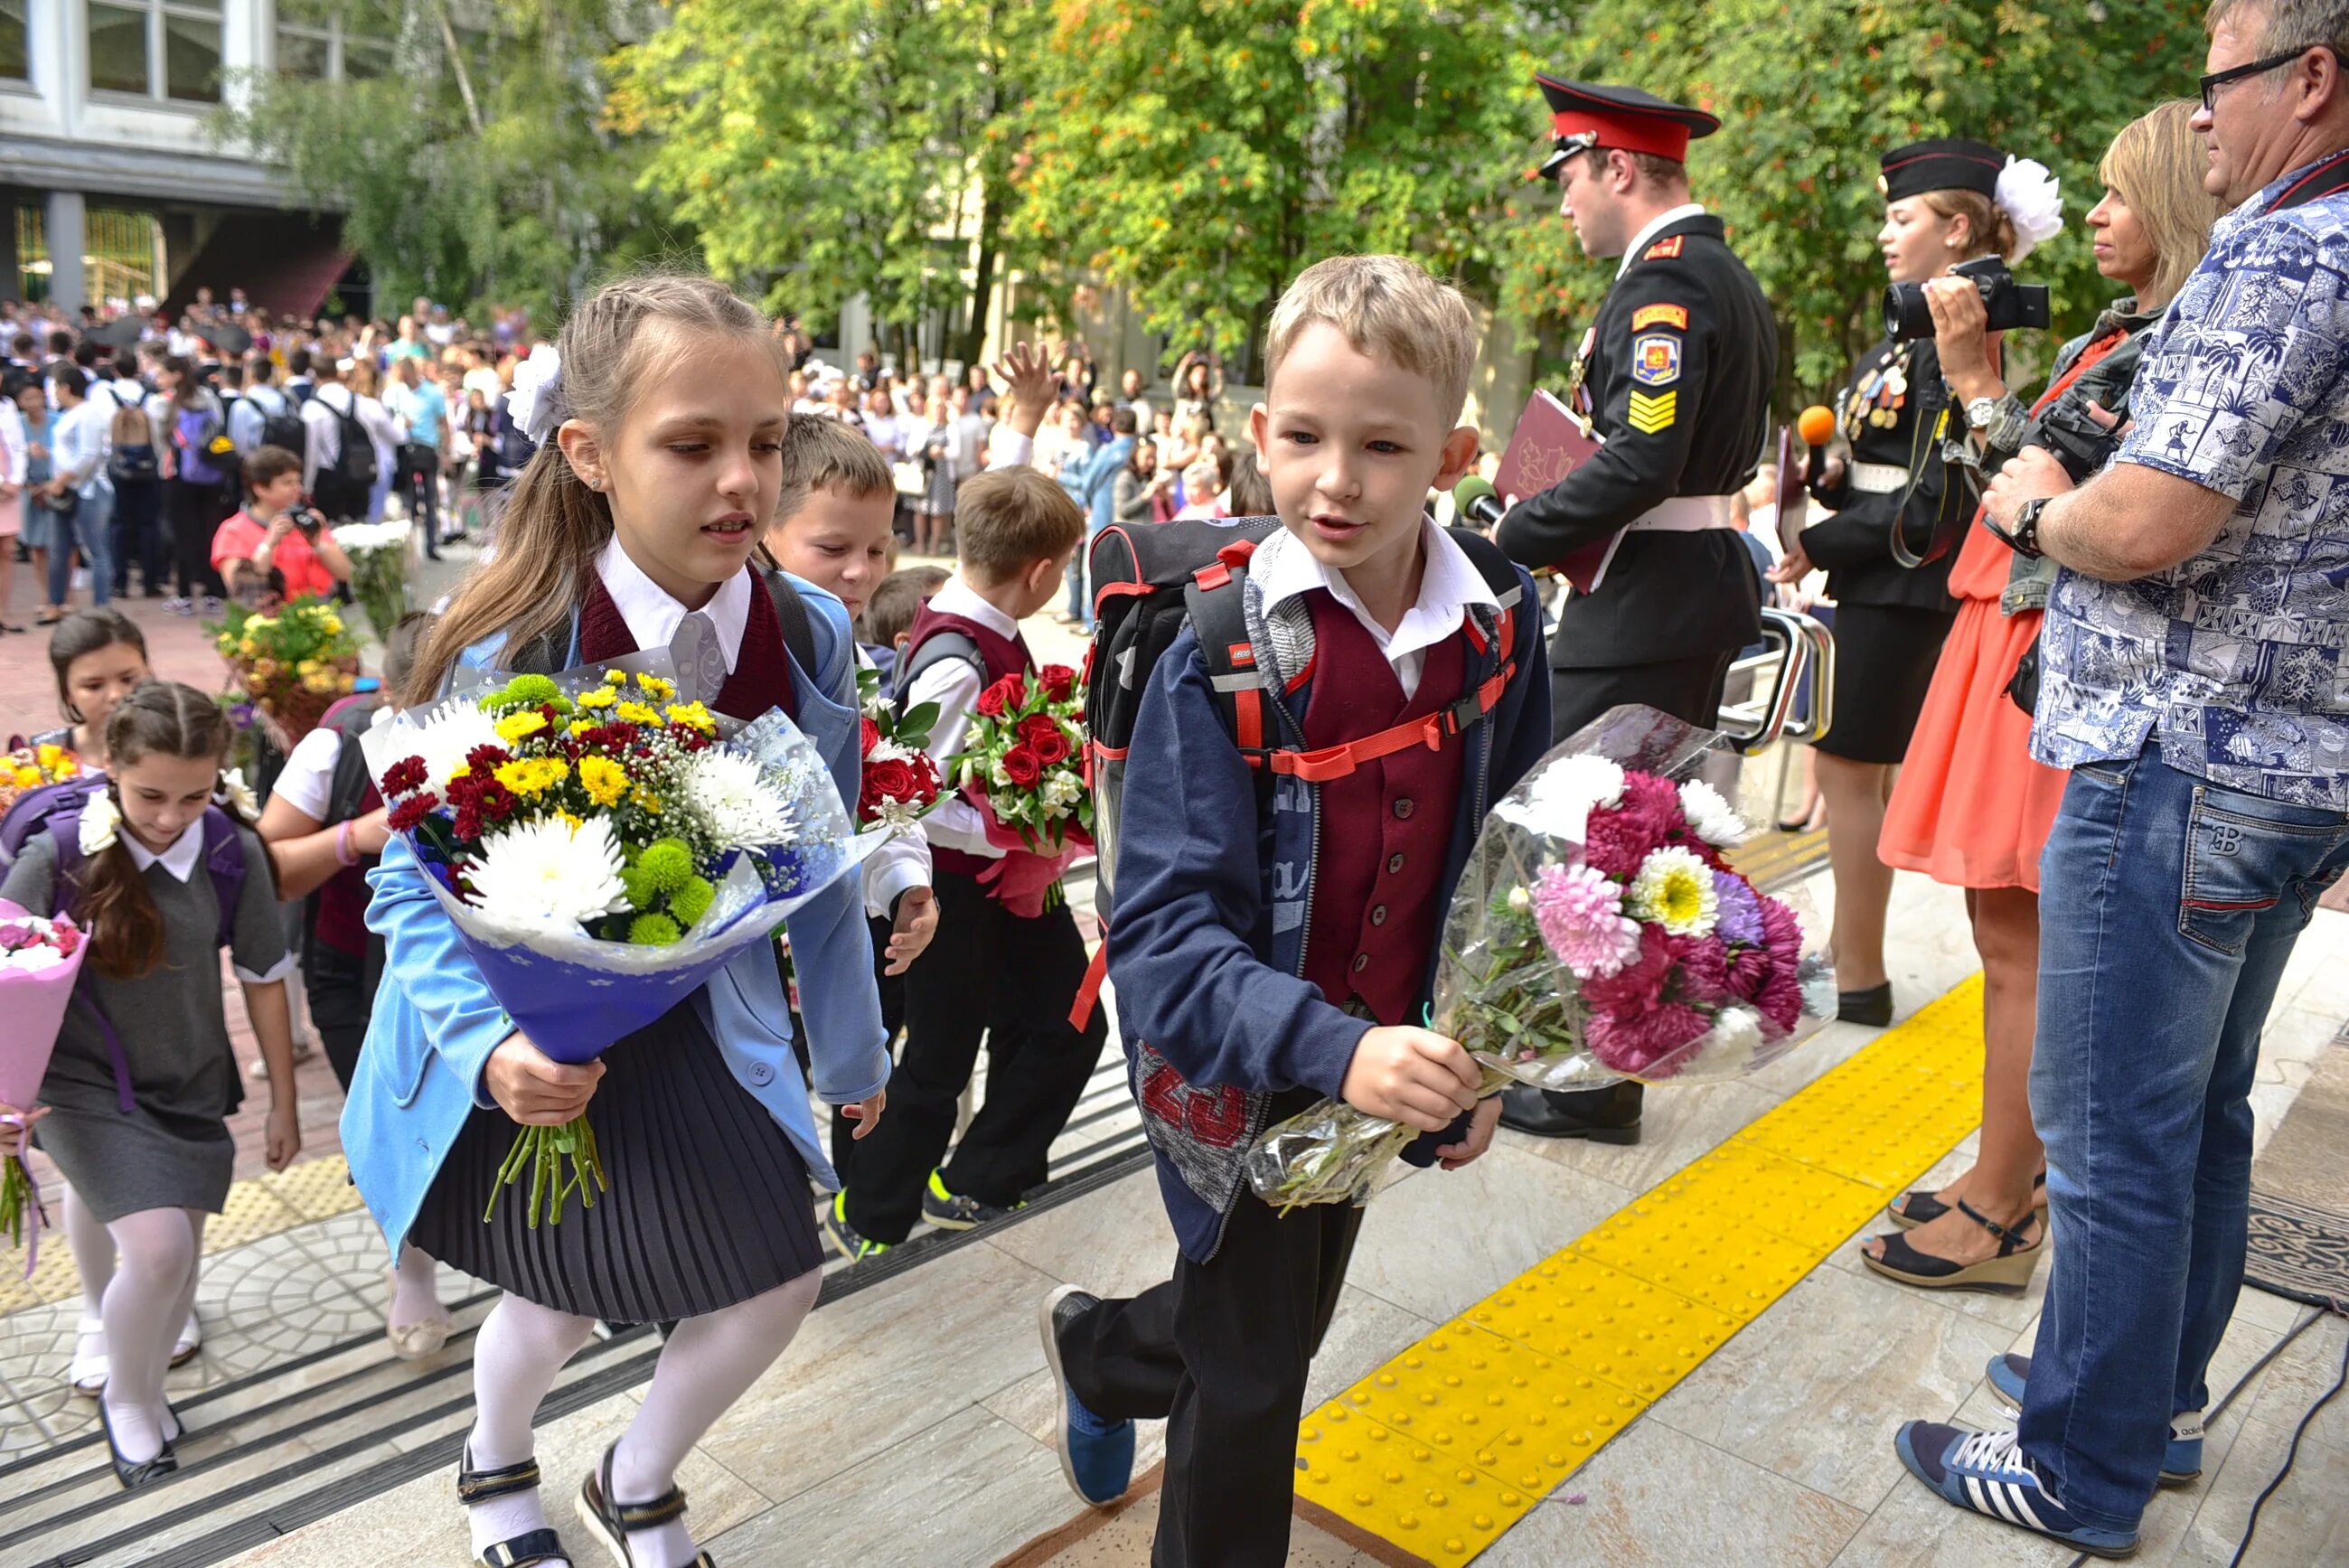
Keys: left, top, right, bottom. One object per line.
{"left": 1246, "top": 706, "right": 1833, "bottom": 1209}
{"left": 0, "top": 901, "right": 89, "bottom": 1265}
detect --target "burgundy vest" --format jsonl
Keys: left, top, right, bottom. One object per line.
{"left": 312, "top": 773, "right": 381, "bottom": 958}
{"left": 1297, "top": 590, "right": 1468, "bottom": 1027}
{"left": 577, "top": 569, "right": 799, "bottom": 723}
{"left": 903, "top": 605, "right": 1032, "bottom": 879}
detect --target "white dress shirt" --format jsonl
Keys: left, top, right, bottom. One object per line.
{"left": 127, "top": 819, "right": 297, "bottom": 983}
{"left": 1249, "top": 518, "right": 1499, "bottom": 699}
{"left": 594, "top": 535, "right": 753, "bottom": 675}
{"left": 51, "top": 399, "right": 113, "bottom": 499}
{"left": 858, "top": 642, "right": 935, "bottom": 916}
{"left": 1617, "top": 202, "right": 1707, "bottom": 278}
{"left": 907, "top": 574, "right": 1021, "bottom": 860}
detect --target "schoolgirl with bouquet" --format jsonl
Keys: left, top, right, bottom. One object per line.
{"left": 346, "top": 274, "right": 890, "bottom": 1568}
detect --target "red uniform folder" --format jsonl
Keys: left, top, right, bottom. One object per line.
{"left": 1495, "top": 390, "right": 1616, "bottom": 593}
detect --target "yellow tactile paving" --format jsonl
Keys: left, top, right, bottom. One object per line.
{"left": 0, "top": 1154, "right": 360, "bottom": 1312}
{"left": 1297, "top": 973, "right": 1988, "bottom": 1563}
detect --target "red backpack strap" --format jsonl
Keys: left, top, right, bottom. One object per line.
{"left": 1182, "top": 540, "right": 1277, "bottom": 773}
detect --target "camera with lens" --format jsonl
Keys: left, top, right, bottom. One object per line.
{"left": 286, "top": 502, "right": 324, "bottom": 539}
{"left": 1884, "top": 255, "right": 2052, "bottom": 343}
{"left": 2031, "top": 393, "right": 2128, "bottom": 484}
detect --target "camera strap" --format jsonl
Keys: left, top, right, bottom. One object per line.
{"left": 2265, "top": 146, "right": 2349, "bottom": 214}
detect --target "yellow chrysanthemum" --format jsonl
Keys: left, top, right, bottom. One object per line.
{"left": 495, "top": 709, "right": 550, "bottom": 744}
{"left": 556, "top": 810, "right": 585, "bottom": 831}
{"left": 614, "top": 700, "right": 662, "bottom": 726}
{"left": 602, "top": 668, "right": 628, "bottom": 686}
{"left": 578, "top": 756, "right": 628, "bottom": 807}
{"left": 631, "top": 787, "right": 662, "bottom": 814}
{"left": 493, "top": 757, "right": 570, "bottom": 797}
{"left": 577, "top": 686, "right": 617, "bottom": 710}
{"left": 1626, "top": 846, "right": 1720, "bottom": 938}
{"left": 321, "top": 615, "right": 343, "bottom": 635}
{"left": 663, "top": 701, "right": 718, "bottom": 733}
{"left": 634, "top": 673, "right": 676, "bottom": 699}
{"left": 10, "top": 765, "right": 37, "bottom": 788}
{"left": 446, "top": 764, "right": 471, "bottom": 783}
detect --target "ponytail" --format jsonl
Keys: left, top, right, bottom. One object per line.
{"left": 80, "top": 682, "right": 231, "bottom": 980}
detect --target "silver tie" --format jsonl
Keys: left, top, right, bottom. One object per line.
{"left": 669, "top": 612, "right": 727, "bottom": 705}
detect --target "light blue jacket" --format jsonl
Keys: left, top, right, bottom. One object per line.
{"left": 340, "top": 575, "right": 888, "bottom": 1262}
{"left": 1079, "top": 435, "right": 1134, "bottom": 533}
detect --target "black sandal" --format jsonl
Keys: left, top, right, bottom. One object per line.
{"left": 459, "top": 1448, "right": 570, "bottom": 1568}
{"left": 99, "top": 1396, "right": 178, "bottom": 1489}
{"left": 1889, "top": 1169, "right": 2046, "bottom": 1230}
{"left": 1861, "top": 1197, "right": 2044, "bottom": 1296}
{"left": 579, "top": 1442, "right": 715, "bottom": 1566}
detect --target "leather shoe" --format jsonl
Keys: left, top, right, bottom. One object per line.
{"left": 1838, "top": 982, "right": 1893, "bottom": 1027}
{"left": 1497, "top": 1082, "right": 1642, "bottom": 1143}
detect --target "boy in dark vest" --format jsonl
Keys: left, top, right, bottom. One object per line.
{"left": 1037, "top": 256, "right": 1551, "bottom": 1564}
{"left": 822, "top": 465, "right": 1104, "bottom": 1255}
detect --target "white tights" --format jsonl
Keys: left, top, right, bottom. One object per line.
{"left": 97, "top": 1206, "right": 205, "bottom": 1464}
{"left": 466, "top": 1272, "right": 822, "bottom": 1568}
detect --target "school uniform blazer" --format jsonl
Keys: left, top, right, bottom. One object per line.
{"left": 341, "top": 573, "right": 888, "bottom": 1261}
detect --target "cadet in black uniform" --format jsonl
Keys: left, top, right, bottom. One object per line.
{"left": 1495, "top": 77, "right": 1778, "bottom": 1143}
{"left": 1777, "top": 139, "right": 2019, "bottom": 1028}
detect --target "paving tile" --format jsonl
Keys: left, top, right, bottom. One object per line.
{"left": 192, "top": 1228, "right": 381, "bottom": 1385}
{"left": 983, "top": 1166, "right": 1179, "bottom": 1302}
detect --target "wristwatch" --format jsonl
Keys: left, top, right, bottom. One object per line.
{"left": 1987, "top": 495, "right": 2049, "bottom": 559}
{"left": 1966, "top": 395, "right": 2005, "bottom": 430}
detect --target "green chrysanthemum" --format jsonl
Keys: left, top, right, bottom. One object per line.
{"left": 627, "top": 911, "right": 681, "bottom": 946}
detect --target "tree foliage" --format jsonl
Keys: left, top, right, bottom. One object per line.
{"left": 218, "top": 0, "right": 673, "bottom": 323}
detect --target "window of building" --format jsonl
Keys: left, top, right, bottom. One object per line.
{"left": 0, "top": 2, "right": 28, "bottom": 82}
{"left": 88, "top": 0, "right": 221, "bottom": 104}
{"left": 275, "top": 0, "right": 396, "bottom": 82}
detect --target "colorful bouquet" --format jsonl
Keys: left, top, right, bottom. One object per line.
{"left": 0, "top": 902, "right": 88, "bottom": 1271}
{"left": 329, "top": 519, "right": 413, "bottom": 647}
{"left": 216, "top": 597, "right": 362, "bottom": 749}
{"left": 854, "top": 666, "right": 944, "bottom": 833}
{"left": 951, "top": 665, "right": 1093, "bottom": 915}
{"left": 1245, "top": 707, "right": 1834, "bottom": 1210}
{"left": 0, "top": 743, "right": 80, "bottom": 818}
{"left": 362, "top": 654, "right": 882, "bottom": 1225}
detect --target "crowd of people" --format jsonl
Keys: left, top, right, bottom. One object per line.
{"left": 0, "top": 3, "right": 2345, "bottom": 1564}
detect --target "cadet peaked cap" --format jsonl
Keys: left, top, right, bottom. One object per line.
{"left": 1879, "top": 138, "right": 2006, "bottom": 202}
{"left": 1535, "top": 75, "right": 1720, "bottom": 176}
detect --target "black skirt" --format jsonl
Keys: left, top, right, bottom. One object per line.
{"left": 1811, "top": 601, "right": 1958, "bottom": 765}
{"left": 411, "top": 1004, "right": 825, "bottom": 1323}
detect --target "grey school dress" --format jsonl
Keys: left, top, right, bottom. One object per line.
{"left": 0, "top": 825, "right": 290, "bottom": 1222}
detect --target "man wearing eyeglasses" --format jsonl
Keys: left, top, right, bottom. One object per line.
{"left": 1891, "top": 1, "right": 2349, "bottom": 1556}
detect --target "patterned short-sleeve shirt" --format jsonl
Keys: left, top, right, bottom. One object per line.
{"left": 2032, "top": 150, "right": 2349, "bottom": 808}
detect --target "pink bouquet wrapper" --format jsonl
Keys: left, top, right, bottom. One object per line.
{"left": 0, "top": 897, "right": 89, "bottom": 1274}
{"left": 968, "top": 784, "right": 1092, "bottom": 919}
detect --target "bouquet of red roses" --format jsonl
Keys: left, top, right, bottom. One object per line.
{"left": 952, "top": 663, "right": 1092, "bottom": 915}
{"left": 855, "top": 666, "right": 945, "bottom": 832}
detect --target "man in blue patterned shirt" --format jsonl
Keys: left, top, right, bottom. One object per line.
{"left": 1891, "top": 1, "right": 2349, "bottom": 1555}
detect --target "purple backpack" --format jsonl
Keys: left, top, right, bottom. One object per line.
{"left": 174, "top": 406, "right": 225, "bottom": 486}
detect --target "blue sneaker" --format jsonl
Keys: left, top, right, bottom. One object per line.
{"left": 1985, "top": 1354, "right": 2203, "bottom": 1485}
{"left": 1040, "top": 1284, "right": 1133, "bottom": 1507}
{"left": 820, "top": 1193, "right": 890, "bottom": 1263}
{"left": 923, "top": 1170, "right": 1026, "bottom": 1231}
{"left": 1896, "top": 1421, "right": 2138, "bottom": 1558}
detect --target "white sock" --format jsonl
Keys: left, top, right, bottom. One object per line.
{"left": 64, "top": 1187, "right": 116, "bottom": 1317}
{"left": 389, "top": 1244, "right": 447, "bottom": 1330}
{"left": 99, "top": 1208, "right": 197, "bottom": 1463}
{"left": 466, "top": 1293, "right": 594, "bottom": 1563}
{"left": 609, "top": 1272, "right": 821, "bottom": 1568}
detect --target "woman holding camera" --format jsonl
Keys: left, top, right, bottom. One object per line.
{"left": 1862, "top": 101, "right": 2218, "bottom": 1294}
{"left": 211, "top": 444, "right": 354, "bottom": 607}
{"left": 1774, "top": 138, "right": 2060, "bottom": 1029}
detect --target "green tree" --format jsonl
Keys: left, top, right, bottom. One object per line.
{"left": 218, "top": 0, "right": 672, "bottom": 323}
{"left": 1492, "top": 0, "right": 2213, "bottom": 406}
{"left": 609, "top": 0, "right": 1051, "bottom": 365}
{"left": 1011, "top": 0, "right": 1576, "bottom": 368}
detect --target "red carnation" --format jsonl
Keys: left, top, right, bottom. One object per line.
{"left": 975, "top": 674, "right": 1027, "bottom": 718}
{"left": 477, "top": 782, "right": 518, "bottom": 822}
{"left": 866, "top": 757, "right": 917, "bottom": 802}
{"left": 452, "top": 806, "right": 483, "bottom": 840}
{"left": 860, "top": 715, "right": 882, "bottom": 756}
{"left": 1001, "top": 746, "right": 1043, "bottom": 788}
{"left": 386, "top": 793, "right": 438, "bottom": 832}
{"left": 1038, "top": 664, "right": 1078, "bottom": 702}
{"left": 465, "top": 744, "right": 511, "bottom": 772}
{"left": 382, "top": 756, "right": 429, "bottom": 796}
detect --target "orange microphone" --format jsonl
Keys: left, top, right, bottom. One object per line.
{"left": 1796, "top": 405, "right": 1837, "bottom": 448}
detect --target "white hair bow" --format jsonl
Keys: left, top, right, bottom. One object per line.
{"left": 218, "top": 768, "right": 258, "bottom": 822}
{"left": 507, "top": 343, "right": 565, "bottom": 444}
{"left": 78, "top": 791, "right": 121, "bottom": 856}
{"left": 1997, "top": 157, "right": 2065, "bottom": 264}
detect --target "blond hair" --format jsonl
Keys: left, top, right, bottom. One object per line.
{"left": 775, "top": 411, "right": 893, "bottom": 523}
{"left": 405, "top": 272, "right": 779, "bottom": 705}
{"left": 1918, "top": 189, "right": 2022, "bottom": 265}
{"left": 955, "top": 467, "right": 1085, "bottom": 583}
{"left": 2100, "top": 99, "right": 2223, "bottom": 310}
{"left": 1264, "top": 256, "right": 1479, "bottom": 427}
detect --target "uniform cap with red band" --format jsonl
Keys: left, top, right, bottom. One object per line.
{"left": 1534, "top": 75, "right": 1720, "bottom": 181}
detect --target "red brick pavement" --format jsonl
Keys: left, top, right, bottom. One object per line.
{"left": 4, "top": 572, "right": 351, "bottom": 1185}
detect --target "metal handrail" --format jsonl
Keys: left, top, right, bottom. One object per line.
{"left": 1715, "top": 607, "right": 1836, "bottom": 755}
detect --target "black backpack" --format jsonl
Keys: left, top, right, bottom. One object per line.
{"left": 258, "top": 393, "right": 307, "bottom": 461}
{"left": 313, "top": 393, "right": 379, "bottom": 520}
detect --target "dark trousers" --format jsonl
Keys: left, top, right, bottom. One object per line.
{"left": 398, "top": 444, "right": 441, "bottom": 554}
{"left": 305, "top": 940, "right": 378, "bottom": 1094}
{"left": 1543, "top": 647, "right": 1735, "bottom": 1123}
{"left": 844, "top": 869, "right": 1106, "bottom": 1243}
{"left": 813, "top": 914, "right": 913, "bottom": 1183}
{"left": 165, "top": 478, "right": 225, "bottom": 598}
{"left": 1060, "top": 1191, "right": 1364, "bottom": 1567}
{"left": 109, "top": 475, "right": 164, "bottom": 595}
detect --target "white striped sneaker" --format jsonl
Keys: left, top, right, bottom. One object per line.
{"left": 1894, "top": 1421, "right": 2138, "bottom": 1558}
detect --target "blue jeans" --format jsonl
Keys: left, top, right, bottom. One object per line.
{"left": 49, "top": 488, "right": 115, "bottom": 607}
{"left": 2020, "top": 746, "right": 2349, "bottom": 1531}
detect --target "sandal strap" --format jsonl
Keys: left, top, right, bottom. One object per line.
{"left": 1954, "top": 1197, "right": 2034, "bottom": 1253}
{"left": 458, "top": 1451, "right": 543, "bottom": 1506}
{"left": 594, "top": 1441, "right": 690, "bottom": 1531}
{"left": 477, "top": 1529, "right": 568, "bottom": 1568}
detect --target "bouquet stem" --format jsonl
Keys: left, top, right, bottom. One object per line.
{"left": 486, "top": 1115, "right": 607, "bottom": 1228}
{"left": 1248, "top": 1065, "right": 1521, "bottom": 1215}
{"left": 1, "top": 1155, "right": 49, "bottom": 1273}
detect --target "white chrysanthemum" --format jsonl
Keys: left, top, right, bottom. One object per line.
{"left": 330, "top": 521, "right": 412, "bottom": 555}
{"left": 1699, "top": 1006, "right": 1763, "bottom": 1076}
{"left": 0, "top": 944, "right": 64, "bottom": 973}
{"left": 467, "top": 816, "right": 629, "bottom": 929}
{"left": 409, "top": 704, "right": 506, "bottom": 790}
{"left": 1627, "top": 845, "right": 1720, "bottom": 936}
{"left": 676, "top": 746, "right": 797, "bottom": 850}
{"left": 1514, "top": 753, "right": 1626, "bottom": 842}
{"left": 866, "top": 737, "right": 913, "bottom": 765}
{"left": 1677, "top": 779, "right": 1748, "bottom": 847}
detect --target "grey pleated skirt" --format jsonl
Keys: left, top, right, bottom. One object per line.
{"left": 410, "top": 1004, "right": 825, "bottom": 1324}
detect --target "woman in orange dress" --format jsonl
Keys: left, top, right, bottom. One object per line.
{"left": 1865, "top": 100, "right": 2220, "bottom": 1293}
